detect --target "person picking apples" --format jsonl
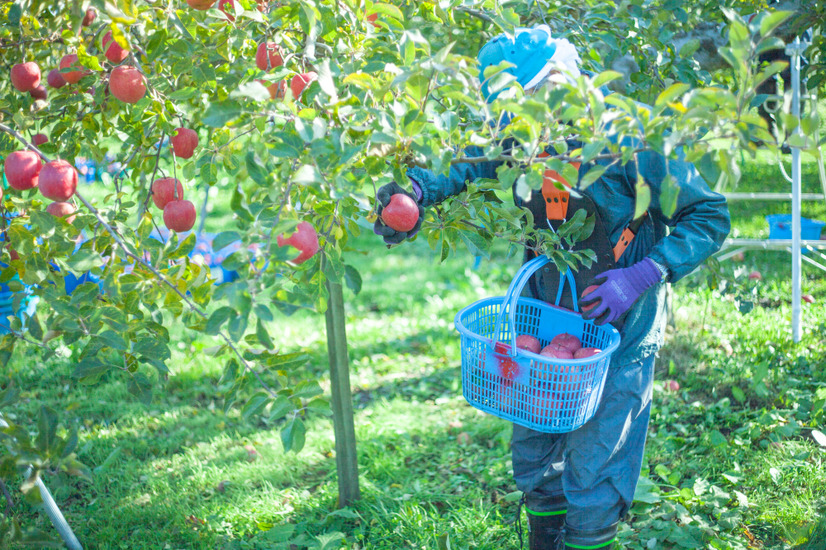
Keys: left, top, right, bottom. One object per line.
{"left": 371, "top": 25, "right": 730, "bottom": 550}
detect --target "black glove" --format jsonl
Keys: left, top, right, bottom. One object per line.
{"left": 373, "top": 181, "right": 425, "bottom": 245}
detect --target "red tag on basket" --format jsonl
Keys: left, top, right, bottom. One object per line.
{"left": 485, "top": 341, "right": 530, "bottom": 386}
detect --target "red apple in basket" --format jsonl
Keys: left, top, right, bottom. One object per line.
{"left": 550, "top": 332, "right": 581, "bottom": 354}
{"left": 515, "top": 334, "right": 541, "bottom": 354}
{"left": 528, "top": 387, "right": 560, "bottom": 424}
{"left": 493, "top": 341, "right": 521, "bottom": 380}
{"left": 573, "top": 347, "right": 601, "bottom": 359}
{"left": 540, "top": 343, "right": 573, "bottom": 360}
{"left": 580, "top": 285, "right": 601, "bottom": 312}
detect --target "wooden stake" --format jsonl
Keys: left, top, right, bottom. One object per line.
{"left": 324, "top": 263, "right": 360, "bottom": 507}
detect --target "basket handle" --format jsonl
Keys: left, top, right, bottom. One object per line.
{"left": 491, "top": 255, "right": 581, "bottom": 355}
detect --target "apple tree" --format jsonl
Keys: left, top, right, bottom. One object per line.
{"left": 0, "top": 0, "right": 813, "bottom": 539}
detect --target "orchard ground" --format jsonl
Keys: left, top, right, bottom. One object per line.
{"left": 4, "top": 149, "right": 826, "bottom": 549}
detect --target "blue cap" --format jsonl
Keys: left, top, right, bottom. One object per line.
{"left": 478, "top": 25, "right": 558, "bottom": 102}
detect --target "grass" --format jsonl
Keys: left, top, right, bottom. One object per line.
{"left": 2, "top": 150, "right": 826, "bottom": 549}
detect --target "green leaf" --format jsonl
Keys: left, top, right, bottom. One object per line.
{"left": 36, "top": 406, "right": 58, "bottom": 454}
{"left": 633, "top": 476, "right": 661, "bottom": 504}
{"left": 343, "top": 265, "right": 362, "bottom": 295}
{"left": 8, "top": 3, "right": 22, "bottom": 25}
{"left": 269, "top": 132, "right": 304, "bottom": 158}
{"left": 268, "top": 397, "right": 293, "bottom": 422}
{"left": 230, "top": 81, "right": 271, "bottom": 102}
{"left": 241, "top": 391, "right": 270, "bottom": 421}
{"left": 730, "top": 385, "right": 746, "bottom": 403}
{"left": 280, "top": 417, "right": 306, "bottom": 453}
{"left": 760, "top": 11, "right": 792, "bottom": 37}
{"left": 245, "top": 151, "right": 269, "bottom": 186}
{"left": 256, "top": 319, "right": 274, "bottom": 350}
{"left": 659, "top": 175, "right": 680, "bottom": 218}
{"left": 0, "top": 386, "right": 19, "bottom": 409}
{"left": 167, "top": 87, "right": 198, "bottom": 101}
{"left": 655, "top": 83, "right": 690, "bottom": 107}
{"left": 65, "top": 249, "right": 104, "bottom": 273}
{"left": 634, "top": 175, "right": 651, "bottom": 220}
{"left": 203, "top": 101, "right": 242, "bottom": 128}
{"left": 206, "top": 306, "right": 234, "bottom": 334}
{"left": 578, "top": 165, "right": 606, "bottom": 190}
{"left": 293, "top": 164, "right": 320, "bottom": 185}
{"left": 709, "top": 430, "right": 728, "bottom": 447}
{"left": 458, "top": 229, "right": 489, "bottom": 259}
{"left": 591, "top": 70, "right": 623, "bottom": 88}
{"left": 127, "top": 372, "right": 153, "bottom": 404}
{"left": 213, "top": 231, "right": 241, "bottom": 252}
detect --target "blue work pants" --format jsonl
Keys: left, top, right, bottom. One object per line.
{"left": 512, "top": 353, "right": 656, "bottom": 545}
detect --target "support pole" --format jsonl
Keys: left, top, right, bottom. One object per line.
{"left": 323, "top": 261, "right": 360, "bottom": 507}
{"left": 788, "top": 37, "right": 803, "bottom": 343}
{"left": 0, "top": 417, "right": 82, "bottom": 550}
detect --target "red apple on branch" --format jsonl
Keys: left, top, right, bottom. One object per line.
{"left": 255, "top": 42, "right": 283, "bottom": 71}
{"left": 47, "top": 68, "right": 67, "bottom": 88}
{"left": 380, "top": 193, "right": 419, "bottom": 232}
{"left": 186, "top": 0, "right": 215, "bottom": 10}
{"left": 218, "top": 0, "right": 236, "bottom": 21}
{"left": 290, "top": 72, "right": 317, "bottom": 101}
{"left": 39, "top": 160, "right": 78, "bottom": 201}
{"left": 163, "top": 200, "right": 197, "bottom": 232}
{"left": 32, "top": 133, "right": 48, "bottom": 146}
{"left": 29, "top": 85, "right": 47, "bottom": 100}
{"left": 748, "top": 271, "right": 762, "bottom": 281}
{"left": 151, "top": 178, "right": 185, "bottom": 209}
{"left": 102, "top": 31, "right": 130, "bottom": 64}
{"left": 4, "top": 150, "right": 42, "bottom": 190}
{"left": 257, "top": 79, "right": 286, "bottom": 100}
{"left": 109, "top": 66, "right": 146, "bottom": 104}
{"left": 171, "top": 128, "right": 199, "bottom": 159}
{"left": 47, "top": 201, "right": 77, "bottom": 224}
{"left": 82, "top": 7, "right": 97, "bottom": 26}
{"left": 59, "top": 54, "right": 90, "bottom": 84}
{"left": 276, "top": 221, "right": 319, "bottom": 264}
{"left": 11, "top": 62, "right": 41, "bottom": 92}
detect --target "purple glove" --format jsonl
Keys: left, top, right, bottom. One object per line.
{"left": 580, "top": 257, "right": 662, "bottom": 325}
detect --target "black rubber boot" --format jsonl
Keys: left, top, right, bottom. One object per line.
{"left": 528, "top": 511, "right": 565, "bottom": 550}
{"left": 561, "top": 521, "right": 619, "bottom": 549}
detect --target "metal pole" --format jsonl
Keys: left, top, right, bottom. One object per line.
{"left": 0, "top": 416, "right": 83, "bottom": 550}
{"left": 789, "top": 37, "right": 803, "bottom": 343}
{"left": 323, "top": 259, "right": 361, "bottom": 507}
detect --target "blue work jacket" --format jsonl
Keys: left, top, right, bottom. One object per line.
{"left": 407, "top": 138, "right": 731, "bottom": 365}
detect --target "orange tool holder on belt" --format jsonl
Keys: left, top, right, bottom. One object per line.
{"left": 538, "top": 152, "right": 646, "bottom": 262}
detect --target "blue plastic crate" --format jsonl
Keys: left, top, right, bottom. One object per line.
{"left": 766, "top": 214, "right": 825, "bottom": 240}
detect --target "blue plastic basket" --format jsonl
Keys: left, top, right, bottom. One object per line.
{"left": 455, "top": 256, "right": 621, "bottom": 433}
